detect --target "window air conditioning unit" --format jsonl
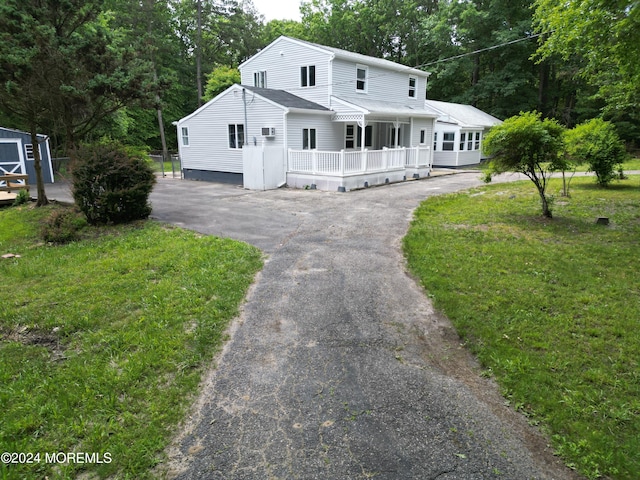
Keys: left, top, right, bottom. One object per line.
{"left": 261, "top": 127, "right": 276, "bottom": 137}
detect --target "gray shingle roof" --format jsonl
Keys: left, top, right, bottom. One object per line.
{"left": 242, "top": 86, "right": 330, "bottom": 111}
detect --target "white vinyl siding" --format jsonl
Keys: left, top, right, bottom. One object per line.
{"left": 240, "top": 37, "right": 331, "bottom": 107}
{"left": 331, "top": 58, "right": 427, "bottom": 103}
{"left": 178, "top": 87, "right": 286, "bottom": 174}
{"left": 287, "top": 112, "right": 341, "bottom": 151}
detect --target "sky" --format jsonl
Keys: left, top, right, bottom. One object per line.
{"left": 251, "top": 0, "right": 302, "bottom": 22}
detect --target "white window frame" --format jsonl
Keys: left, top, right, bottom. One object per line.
{"left": 356, "top": 64, "right": 368, "bottom": 93}
{"left": 254, "top": 71, "right": 267, "bottom": 88}
{"left": 475, "top": 131, "right": 481, "bottom": 150}
{"left": 442, "top": 131, "right": 455, "bottom": 151}
{"left": 433, "top": 131, "right": 437, "bottom": 151}
{"left": 467, "top": 131, "right": 474, "bottom": 151}
{"left": 459, "top": 132, "right": 466, "bottom": 151}
{"left": 300, "top": 65, "right": 316, "bottom": 87}
{"left": 303, "top": 128, "right": 317, "bottom": 150}
{"left": 420, "top": 129, "right": 426, "bottom": 144}
{"left": 345, "top": 124, "right": 355, "bottom": 149}
{"left": 228, "top": 124, "right": 244, "bottom": 149}
{"left": 181, "top": 127, "right": 189, "bottom": 147}
{"left": 408, "top": 76, "right": 417, "bottom": 98}
{"left": 25, "top": 144, "right": 35, "bottom": 160}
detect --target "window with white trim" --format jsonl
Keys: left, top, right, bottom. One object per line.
{"left": 459, "top": 132, "right": 466, "bottom": 151}
{"left": 25, "top": 144, "right": 35, "bottom": 160}
{"left": 254, "top": 71, "right": 267, "bottom": 88}
{"left": 228, "top": 124, "right": 244, "bottom": 149}
{"left": 345, "top": 125, "right": 355, "bottom": 149}
{"left": 433, "top": 132, "right": 437, "bottom": 150}
{"left": 420, "top": 129, "right": 426, "bottom": 144}
{"left": 303, "top": 128, "right": 316, "bottom": 150}
{"left": 467, "top": 132, "right": 474, "bottom": 151}
{"left": 181, "top": 127, "right": 189, "bottom": 146}
{"left": 442, "top": 132, "right": 455, "bottom": 151}
{"left": 475, "top": 131, "right": 481, "bottom": 150}
{"left": 300, "top": 65, "right": 316, "bottom": 87}
{"left": 356, "top": 65, "right": 368, "bottom": 92}
{"left": 408, "top": 76, "right": 417, "bottom": 98}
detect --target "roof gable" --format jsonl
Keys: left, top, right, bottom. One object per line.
{"left": 241, "top": 36, "right": 429, "bottom": 78}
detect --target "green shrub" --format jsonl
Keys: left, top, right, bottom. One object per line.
{"left": 12, "top": 189, "right": 30, "bottom": 206}
{"left": 41, "top": 208, "right": 87, "bottom": 244}
{"left": 565, "top": 118, "right": 629, "bottom": 186}
{"left": 71, "top": 142, "right": 156, "bottom": 224}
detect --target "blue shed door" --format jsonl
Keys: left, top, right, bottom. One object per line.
{"left": 0, "top": 139, "right": 26, "bottom": 176}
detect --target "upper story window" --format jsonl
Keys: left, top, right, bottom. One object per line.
{"left": 300, "top": 65, "right": 316, "bottom": 87}
{"left": 181, "top": 127, "right": 189, "bottom": 146}
{"left": 442, "top": 132, "right": 455, "bottom": 151}
{"left": 254, "top": 71, "right": 267, "bottom": 88}
{"left": 228, "top": 124, "right": 244, "bottom": 149}
{"left": 408, "top": 76, "right": 417, "bottom": 98}
{"left": 356, "top": 65, "right": 368, "bottom": 92}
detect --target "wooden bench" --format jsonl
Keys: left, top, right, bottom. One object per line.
{"left": 0, "top": 173, "right": 29, "bottom": 192}
{"left": 0, "top": 173, "right": 29, "bottom": 205}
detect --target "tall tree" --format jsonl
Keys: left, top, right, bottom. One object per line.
{"left": 533, "top": 0, "right": 640, "bottom": 142}
{"left": 0, "top": 0, "right": 154, "bottom": 205}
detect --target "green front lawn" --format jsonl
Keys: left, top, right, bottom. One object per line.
{"left": 0, "top": 206, "right": 263, "bottom": 479}
{"left": 404, "top": 176, "right": 640, "bottom": 479}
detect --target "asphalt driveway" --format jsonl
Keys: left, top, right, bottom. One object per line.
{"left": 42, "top": 174, "right": 580, "bottom": 479}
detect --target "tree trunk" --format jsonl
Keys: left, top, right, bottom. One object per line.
{"left": 196, "top": 0, "right": 203, "bottom": 106}
{"left": 30, "top": 129, "right": 49, "bottom": 206}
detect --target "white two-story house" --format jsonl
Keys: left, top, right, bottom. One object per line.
{"left": 177, "top": 36, "right": 438, "bottom": 191}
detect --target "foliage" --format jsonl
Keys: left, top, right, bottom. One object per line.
{"left": 0, "top": 209, "right": 263, "bottom": 479}
{"left": 11, "top": 190, "right": 30, "bottom": 207}
{"left": 203, "top": 66, "right": 241, "bottom": 101}
{"left": 40, "top": 207, "right": 87, "bottom": 244}
{"left": 404, "top": 177, "right": 640, "bottom": 479}
{"left": 533, "top": 0, "right": 640, "bottom": 143}
{"left": 71, "top": 142, "right": 156, "bottom": 225}
{"left": 483, "top": 111, "right": 565, "bottom": 217}
{"left": 565, "top": 118, "right": 629, "bottom": 187}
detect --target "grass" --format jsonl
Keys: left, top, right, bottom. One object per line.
{"left": 403, "top": 175, "right": 640, "bottom": 479}
{"left": 0, "top": 204, "right": 263, "bottom": 479}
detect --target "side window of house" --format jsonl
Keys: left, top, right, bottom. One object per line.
{"left": 181, "top": 127, "right": 189, "bottom": 146}
{"left": 442, "top": 132, "right": 455, "bottom": 151}
{"left": 433, "top": 132, "right": 437, "bottom": 151}
{"left": 420, "top": 129, "right": 426, "bottom": 144}
{"left": 345, "top": 125, "right": 355, "bottom": 149}
{"left": 475, "top": 132, "right": 481, "bottom": 150}
{"left": 303, "top": 128, "right": 317, "bottom": 150}
{"left": 356, "top": 65, "right": 367, "bottom": 92}
{"left": 254, "top": 71, "right": 267, "bottom": 88}
{"left": 408, "top": 76, "right": 417, "bottom": 98}
{"left": 467, "top": 132, "right": 474, "bottom": 151}
{"left": 228, "top": 124, "right": 244, "bottom": 149}
{"left": 460, "top": 132, "right": 466, "bottom": 151}
{"left": 25, "top": 144, "right": 35, "bottom": 160}
{"left": 301, "top": 65, "right": 316, "bottom": 87}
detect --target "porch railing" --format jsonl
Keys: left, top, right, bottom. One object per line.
{"left": 288, "top": 146, "right": 431, "bottom": 176}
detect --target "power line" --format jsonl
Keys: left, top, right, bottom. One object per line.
{"left": 417, "top": 32, "right": 545, "bottom": 68}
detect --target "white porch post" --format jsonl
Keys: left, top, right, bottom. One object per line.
{"left": 394, "top": 118, "right": 400, "bottom": 147}
{"left": 359, "top": 115, "right": 366, "bottom": 151}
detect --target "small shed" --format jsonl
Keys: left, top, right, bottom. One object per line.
{"left": 0, "top": 127, "right": 55, "bottom": 184}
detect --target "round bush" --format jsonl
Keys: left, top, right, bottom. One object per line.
{"left": 71, "top": 142, "right": 156, "bottom": 224}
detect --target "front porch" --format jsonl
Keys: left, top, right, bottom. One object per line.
{"left": 287, "top": 145, "right": 431, "bottom": 191}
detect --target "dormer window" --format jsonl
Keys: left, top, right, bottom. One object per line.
{"left": 408, "top": 76, "right": 417, "bottom": 98}
{"left": 356, "top": 65, "right": 368, "bottom": 92}
{"left": 300, "top": 65, "right": 316, "bottom": 87}
{"left": 254, "top": 71, "right": 267, "bottom": 88}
